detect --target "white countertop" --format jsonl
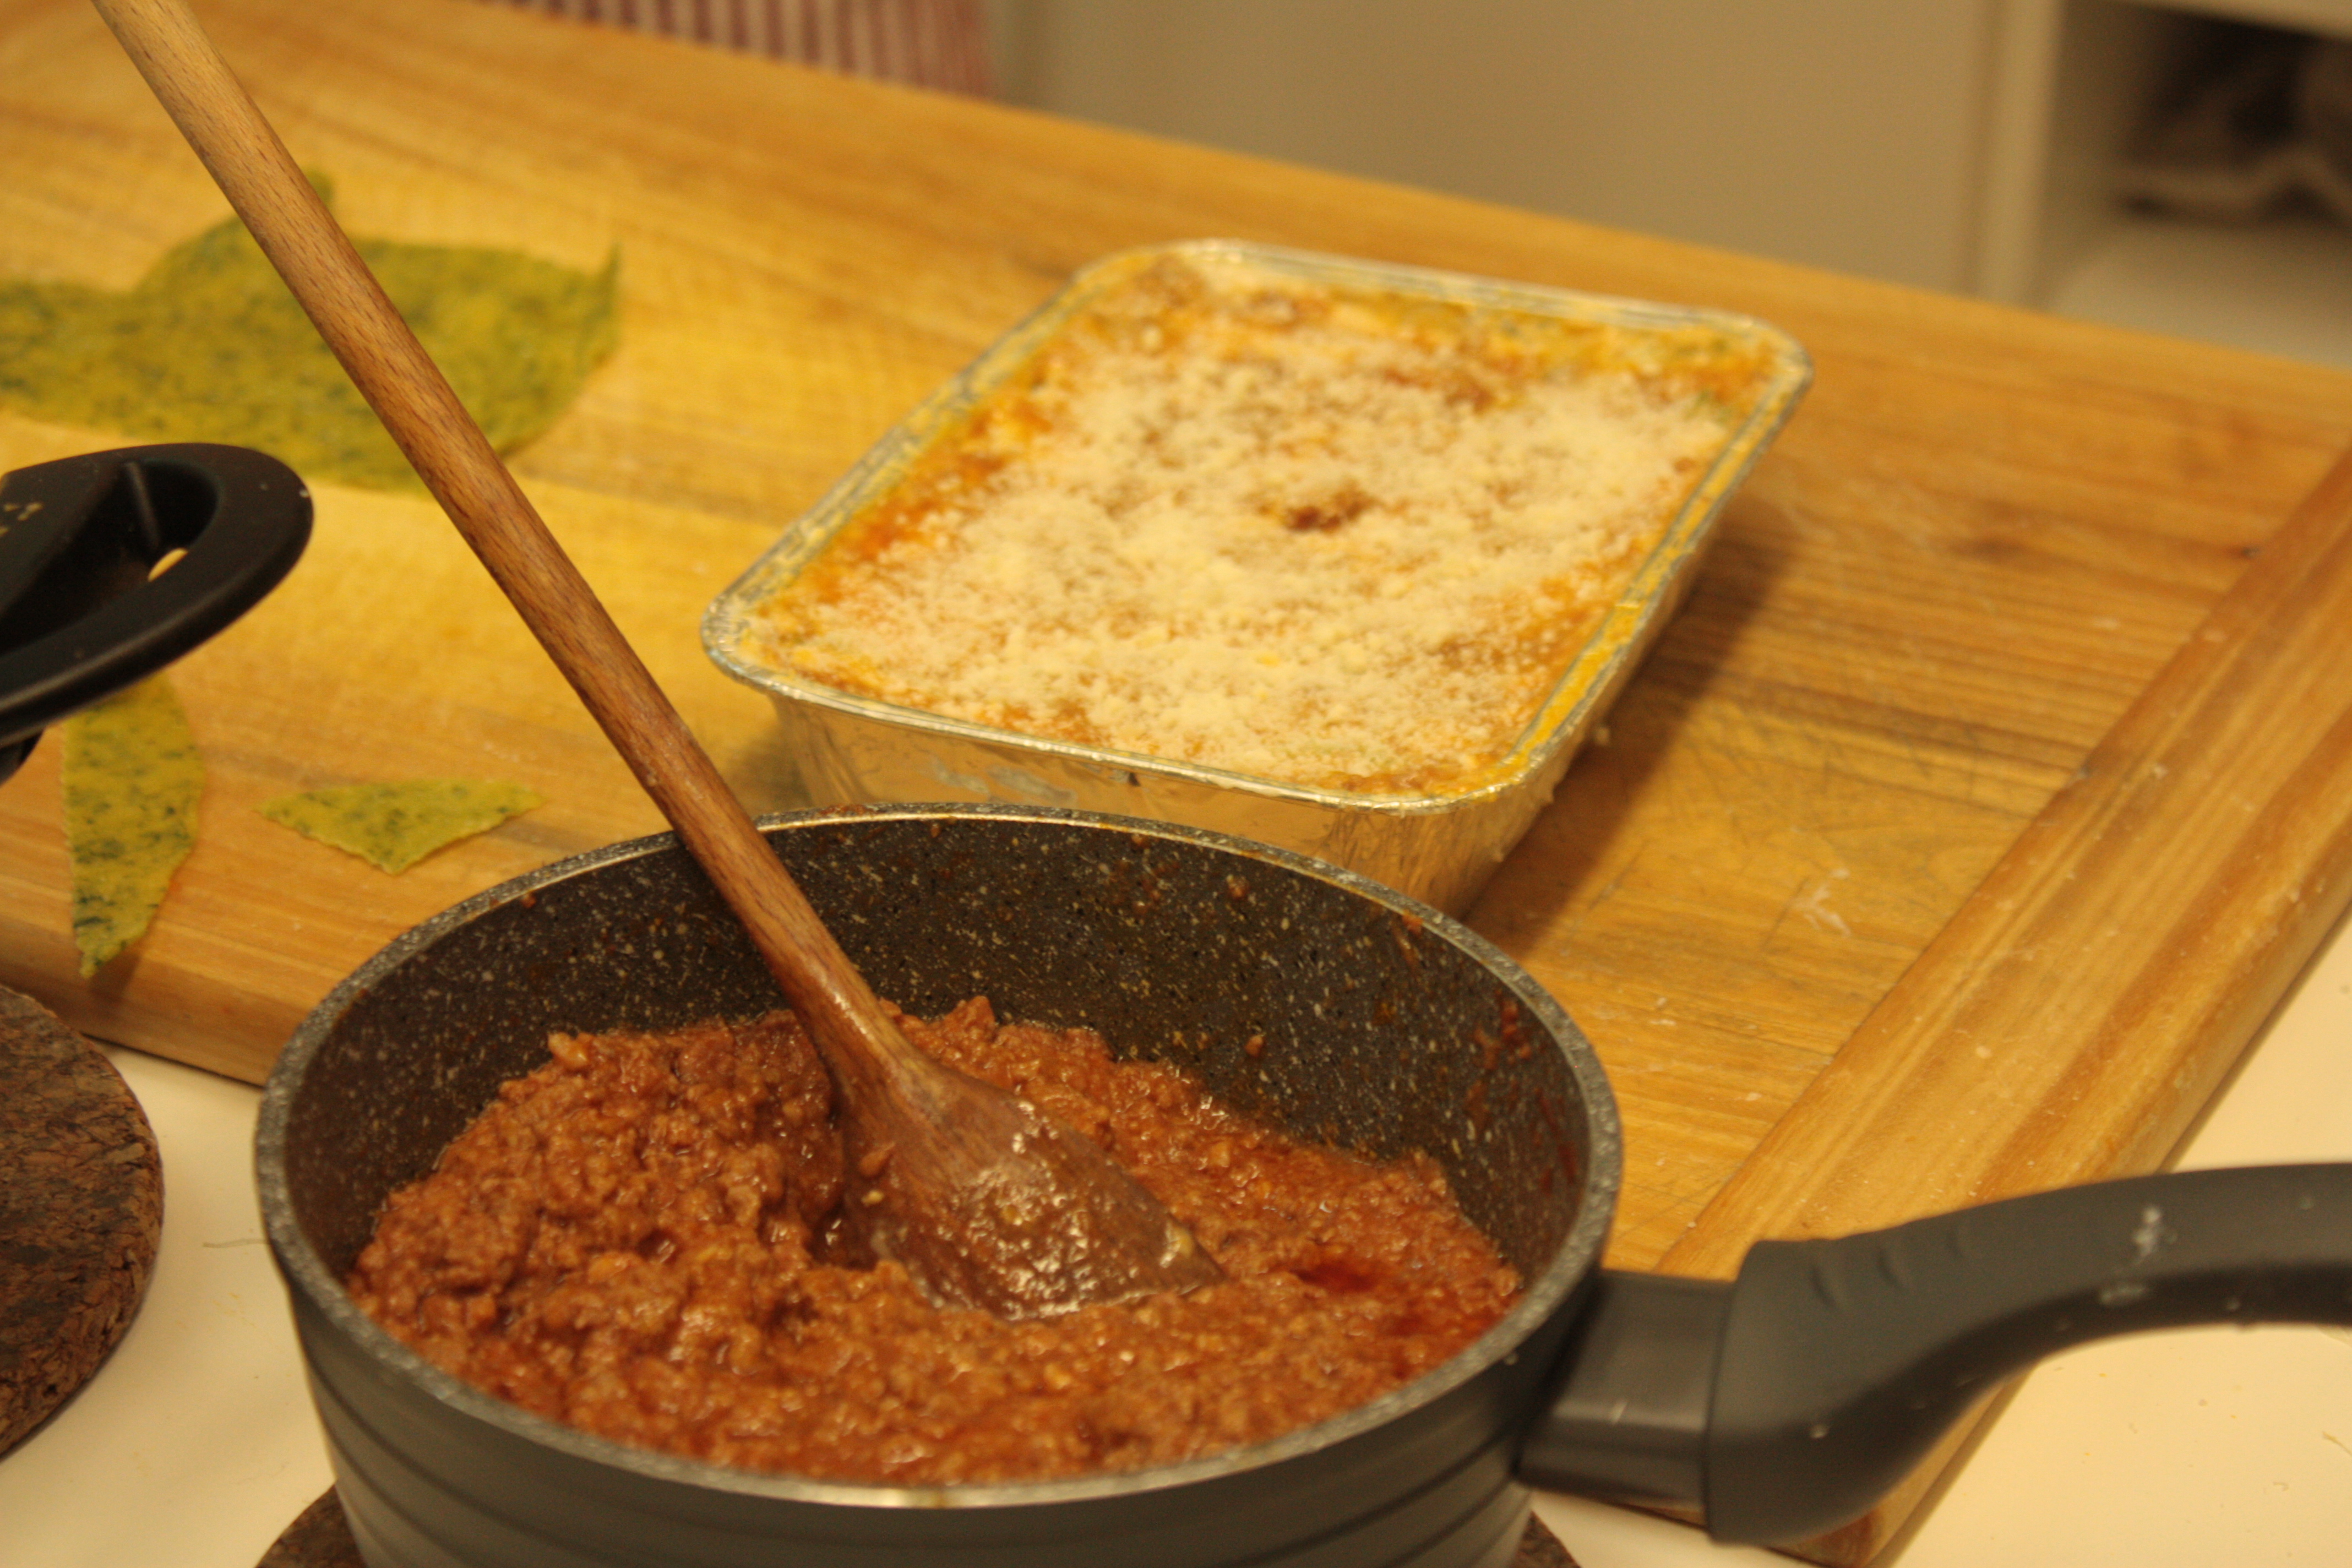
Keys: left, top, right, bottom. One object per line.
{"left": 4, "top": 918, "right": 2349, "bottom": 1568}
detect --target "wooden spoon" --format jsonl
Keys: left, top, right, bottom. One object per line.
{"left": 92, "top": 0, "right": 1221, "bottom": 1319}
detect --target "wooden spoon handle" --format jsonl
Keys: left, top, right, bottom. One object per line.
{"left": 89, "top": 0, "right": 906, "bottom": 1090}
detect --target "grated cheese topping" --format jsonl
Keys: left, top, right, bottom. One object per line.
{"left": 755, "top": 253, "right": 1760, "bottom": 795}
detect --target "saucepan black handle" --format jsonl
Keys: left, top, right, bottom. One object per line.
{"left": 1522, "top": 1162, "right": 2352, "bottom": 1545}
{"left": 0, "top": 443, "right": 311, "bottom": 778}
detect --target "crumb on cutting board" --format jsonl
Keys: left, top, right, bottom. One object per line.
{"left": 0, "top": 174, "right": 618, "bottom": 491}
{"left": 259, "top": 779, "right": 545, "bottom": 873}
{"left": 61, "top": 676, "right": 202, "bottom": 975}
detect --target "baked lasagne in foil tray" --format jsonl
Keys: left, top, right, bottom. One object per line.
{"left": 705, "top": 241, "right": 1809, "bottom": 912}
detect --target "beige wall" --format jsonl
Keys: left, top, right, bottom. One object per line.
{"left": 990, "top": 0, "right": 2003, "bottom": 292}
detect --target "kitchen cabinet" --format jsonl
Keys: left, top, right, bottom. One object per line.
{"left": 993, "top": 0, "right": 2352, "bottom": 366}
{"left": 1987, "top": 1, "right": 2352, "bottom": 366}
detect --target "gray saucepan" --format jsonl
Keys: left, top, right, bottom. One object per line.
{"left": 256, "top": 804, "right": 2352, "bottom": 1567}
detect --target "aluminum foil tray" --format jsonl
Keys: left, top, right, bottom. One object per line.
{"left": 704, "top": 241, "right": 1810, "bottom": 913}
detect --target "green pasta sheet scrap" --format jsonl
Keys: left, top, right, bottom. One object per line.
{"left": 0, "top": 176, "right": 618, "bottom": 490}
{"left": 260, "top": 779, "right": 546, "bottom": 873}
{"left": 61, "top": 676, "right": 204, "bottom": 976}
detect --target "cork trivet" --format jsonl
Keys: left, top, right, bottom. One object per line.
{"left": 0, "top": 985, "right": 164, "bottom": 1455}
{"left": 258, "top": 1491, "right": 369, "bottom": 1568}
{"left": 1516, "top": 1510, "right": 1581, "bottom": 1567}
{"left": 257, "top": 1487, "right": 1582, "bottom": 1566}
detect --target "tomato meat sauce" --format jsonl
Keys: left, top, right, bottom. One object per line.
{"left": 348, "top": 998, "right": 1521, "bottom": 1485}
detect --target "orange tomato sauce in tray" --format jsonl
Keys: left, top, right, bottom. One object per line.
{"left": 347, "top": 999, "right": 1521, "bottom": 1485}
{"left": 747, "top": 249, "right": 1785, "bottom": 796}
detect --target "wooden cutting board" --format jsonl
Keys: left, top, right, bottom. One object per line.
{"left": 5, "top": 1, "right": 2352, "bottom": 1559}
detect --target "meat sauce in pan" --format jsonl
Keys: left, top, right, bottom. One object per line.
{"left": 349, "top": 999, "right": 1521, "bottom": 1485}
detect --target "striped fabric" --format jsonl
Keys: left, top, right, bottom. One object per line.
{"left": 483, "top": 0, "right": 992, "bottom": 94}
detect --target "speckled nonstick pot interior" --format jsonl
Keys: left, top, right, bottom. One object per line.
{"left": 257, "top": 804, "right": 1621, "bottom": 1568}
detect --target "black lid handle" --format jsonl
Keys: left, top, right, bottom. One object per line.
{"left": 0, "top": 443, "right": 311, "bottom": 777}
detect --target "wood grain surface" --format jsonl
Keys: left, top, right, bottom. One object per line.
{"left": 3, "top": 0, "right": 2351, "bottom": 1558}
